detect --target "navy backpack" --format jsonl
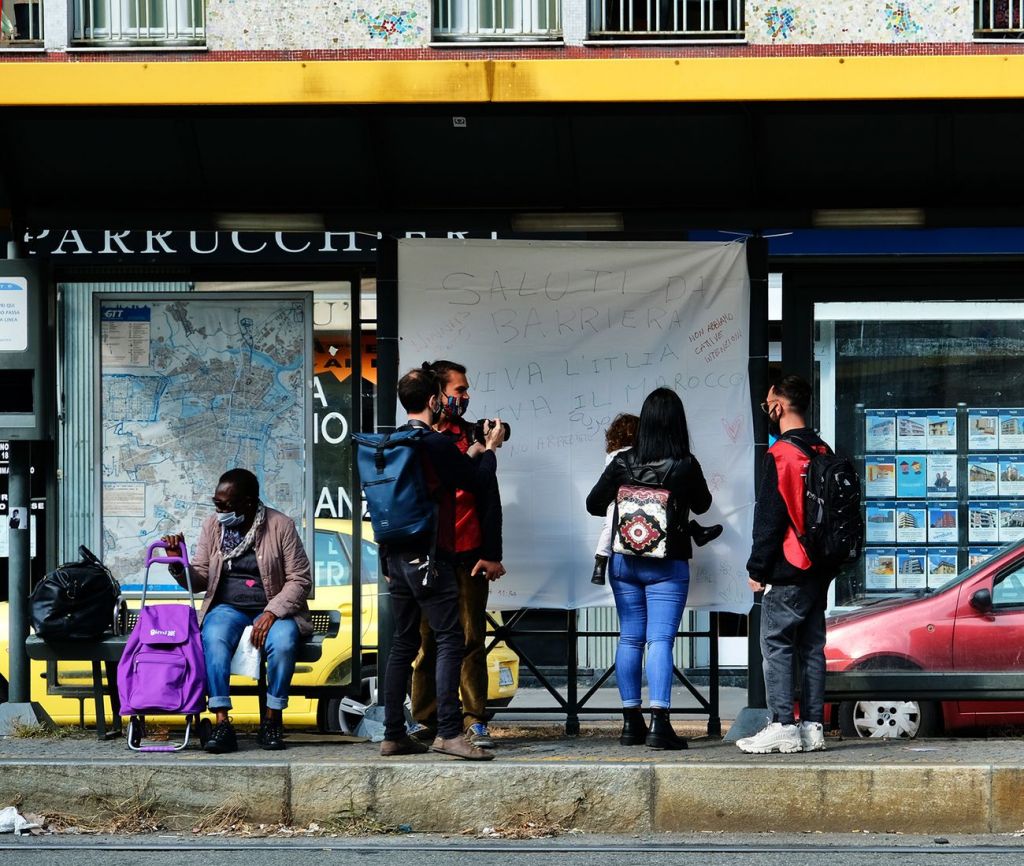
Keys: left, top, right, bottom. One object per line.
{"left": 353, "top": 426, "right": 436, "bottom": 543}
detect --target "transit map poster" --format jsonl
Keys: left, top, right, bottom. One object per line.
{"left": 97, "top": 295, "right": 311, "bottom": 592}
{"left": 398, "top": 239, "right": 753, "bottom": 611}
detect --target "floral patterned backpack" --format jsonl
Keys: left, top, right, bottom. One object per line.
{"left": 612, "top": 460, "right": 678, "bottom": 559}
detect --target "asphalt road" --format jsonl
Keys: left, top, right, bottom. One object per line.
{"left": 3, "top": 835, "right": 1024, "bottom": 866}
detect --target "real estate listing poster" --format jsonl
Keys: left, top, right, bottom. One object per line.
{"left": 968, "top": 501, "right": 1000, "bottom": 543}
{"left": 926, "top": 410, "right": 957, "bottom": 451}
{"left": 927, "top": 506, "right": 958, "bottom": 544}
{"left": 969, "top": 546, "right": 999, "bottom": 568}
{"left": 865, "top": 502, "right": 897, "bottom": 544}
{"left": 865, "top": 456, "right": 897, "bottom": 498}
{"left": 865, "top": 548, "right": 897, "bottom": 591}
{"left": 896, "top": 547, "right": 928, "bottom": 590}
{"left": 967, "top": 455, "right": 999, "bottom": 497}
{"left": 999, "top": 410, "right": 1024, "bottom": 450}
{"left": 896, "top": 455, "right": 928, "bottom": 498}
{"left": 897, "top": 410, "right": 929, "bottom": 451}
{"left": 927, "top": 547, "right": 959, "bottom": 586}
{"left": 1000, "top": 502, "right": 1024, "bottom": 543}
{"left": 969, "top": 409, "right": 999, "bottom": 451}
{"left": 925, "top": 454, "right": 957, "bottom": 498}
{"left": 865, "top": 410, "right": 897, "bottom": 452}
{"left": 999, "top": 455, "right": 1024, "bottom": 497}
{"left": 895, "top": 504, "right": 927, "bottom": 544}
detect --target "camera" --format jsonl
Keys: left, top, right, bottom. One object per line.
{"left": 472, "top": 418, "right": 511, "bottom": 445}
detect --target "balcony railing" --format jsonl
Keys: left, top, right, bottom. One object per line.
{"left": 976, "top": 0, "right": 1024, "bottom": 36}
{"left": 73, "top": 0, "right": 206, "bottom": 46}
{"left": 432, "top": 0, "right": 561, "bottom": 41}
{"left": 0, "top": 1, "right": 44, "bottom": 45}
{"left": 589, "top": 0, "right": 743, "bottom": 39}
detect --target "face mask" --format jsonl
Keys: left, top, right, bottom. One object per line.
{"left": 768, "top": 406, "right": 782, "bottom": 439}
{"left": 443, "top": 394, "right": 470, "bottom": 419}
{"left": 217, "top": 511, "right": 245, "bottom": 528}
{"left": 429, "top": 397, "right": 444, "bottom": 423}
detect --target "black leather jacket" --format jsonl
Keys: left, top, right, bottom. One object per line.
{"left": 586, "top": 450, "right": 713, "bottom": 561}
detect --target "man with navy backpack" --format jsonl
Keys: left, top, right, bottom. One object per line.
{"left": 378, "top": 366, "right": 505, "bottom": 761}
{"left": 739, "top": 374, "right": 835, "bottom": 755}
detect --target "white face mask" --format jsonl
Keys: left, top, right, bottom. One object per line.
{"left": 217, "top": 511, "right": 245, "bottom": 528}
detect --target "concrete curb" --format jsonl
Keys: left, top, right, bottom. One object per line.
{"left": 2, "top": 759, "right": 1023, "bottom": 833}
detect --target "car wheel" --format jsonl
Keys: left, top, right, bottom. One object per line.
{"left": 321, "top": 671, "right": 378, "bottom": 735}
{"left": 0, "top": 676, "right": 8, "bottom": 704}
{"left": 838, "top": 699, "right": 941, "bottom": 739}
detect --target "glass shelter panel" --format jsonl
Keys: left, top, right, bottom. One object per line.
{"left": 817, "top": 302, "right": 1024, "bottom": 718}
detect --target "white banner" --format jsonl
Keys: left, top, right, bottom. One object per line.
{"left": 398, "top": 239, "right": 753, "bottom": 612}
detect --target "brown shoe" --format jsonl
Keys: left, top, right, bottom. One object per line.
{"left": 431, "top": 734, "right": 495, "bottom": 761}
{"left": 380, "top": 736, "right": 430, "bottom": 757}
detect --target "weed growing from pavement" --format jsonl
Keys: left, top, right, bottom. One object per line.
{"left": 8, "top": 721, "right": 81, "bottom": 740}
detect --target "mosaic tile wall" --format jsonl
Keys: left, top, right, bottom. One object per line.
{"left": 202, "top": 0, "right": 982, "bottom": 49}
{"left": 206, "top": 0, "right": 431, "bottom": 50}
{"left": 746, "top": 1, "right": 974, "bottom": 44}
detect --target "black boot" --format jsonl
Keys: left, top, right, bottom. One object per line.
{"left": 689, "top": 521, "right": 723, "bottom": 547}
{"left": 646, "top": 709, "right": 687, "bottom": 750}
{"left": 619, "top": 707, "right": 648, "bottom": 746}
{"left": 591, "top": 555, "right": 608, "bottom": 585}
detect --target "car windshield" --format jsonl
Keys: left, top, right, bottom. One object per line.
{"left": 923, "top": 538, "right": 1024, "bottom": 595}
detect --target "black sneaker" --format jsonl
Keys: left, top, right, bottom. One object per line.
{"left": 690, "top": 521, "right": 723, "bottom": 547}
{"left": 204, "top": 719, "right": 238, "bottom": 754}
{"left": 257, "top": 719, "right": 286, "bottom": 751}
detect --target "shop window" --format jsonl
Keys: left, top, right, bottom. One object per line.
{"left": 588, "top": 0, "right": 743, "bottom": 40}
{"left": 815, "top": 301, "right": 1024, "bottom": 610}
{"left": 72, "top": 0, "right": 205, "bottom": 46}
{"left": 975, "top": 1, "right": 1024, "bottom": 37}
{"left": 432, "top": 0, "right": 561, "bottom": 40}
{"left": 1, "top": 1, "right": 43, "bottom": 45}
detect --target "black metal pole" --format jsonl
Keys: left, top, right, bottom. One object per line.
{"left": 565, "top": 609, "right": 580, "bottom": 736}
{"left": 349, "top": 274, "right": 363, "bottom": 696}
{"left": 7, "top": 440, "right": 30, "bottom": 704}
{"left": 375, "top": 235, "right": 399, "bottom": 686}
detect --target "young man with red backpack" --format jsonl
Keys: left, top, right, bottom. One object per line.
{"left": 738, "top": 374, "right": 842, "bottom": 754}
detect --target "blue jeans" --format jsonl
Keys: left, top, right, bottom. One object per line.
{"left": 202, "top": 603, "right": 300, "bottom": 711}
{"left": 609, "top": 555, "right": 690, "bottom": 710}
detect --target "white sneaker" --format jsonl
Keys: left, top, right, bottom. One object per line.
{"left": 736, "top": 722, "right": 802, "bottom": 754}
{"left": 799, "top": 720, "right": 825, "bottom": 752}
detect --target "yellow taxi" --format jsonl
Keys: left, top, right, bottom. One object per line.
{"left": 0, "top": 519, "right": 520, "bottom": 733}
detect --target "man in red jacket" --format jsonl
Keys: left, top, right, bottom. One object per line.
{"left": 738, "top": 374, "right": 830, "bottom": 755}
{"left": 410, "top": 359, "right": 506, "bottom": 749}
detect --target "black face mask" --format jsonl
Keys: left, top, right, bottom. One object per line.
{"left": 768, "top": 407, "right": 782, "bottom": 438}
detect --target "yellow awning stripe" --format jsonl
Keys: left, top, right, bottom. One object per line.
{"left": 0, "top": 54, "right": 1023, "bottom": 106}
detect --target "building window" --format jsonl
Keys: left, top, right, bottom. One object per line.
{"left": 588, "top": 0, "right": 742, "bottom": 39}
{"left": 976, "top": 1, "right": 1024, "bottom": 37}
{"left": 432, "top": 0, "right": 561, "bottom": 41}
{"left": 72, "top": 0, "right": 205, "bottom": 46}
{"left": 1, "top": 1, "right": 44, "bottom": 45}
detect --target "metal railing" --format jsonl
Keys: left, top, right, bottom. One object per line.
{"left": 73, "top": 0, "right": 206, "bottom": 46}
{"left": 0, "top": 1, "right": 44, "bottom": 44}
{"left": 976, "top": 0, "right": 1024, "bottom": 36}
{"left": 589, "top": 0, "right": 743, "bottom": 39}
{"left": 433, "top": 0, "right": 561, "bottom": 41}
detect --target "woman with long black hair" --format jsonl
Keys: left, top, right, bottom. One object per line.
{"left": 586, "top": 388, "right": 713, "bottom": 750}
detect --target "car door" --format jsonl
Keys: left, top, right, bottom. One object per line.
{"left": 952, "top": 556, "right": 1024, "bottom": 724}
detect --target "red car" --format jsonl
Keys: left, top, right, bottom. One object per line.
{"left": 825, "top": 540, "right": 1024, "bottom": 738}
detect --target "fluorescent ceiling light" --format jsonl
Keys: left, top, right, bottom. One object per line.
{"left": 511, "top": 212, "right": 624, "bottom": 233}
{"left": 812, "top": 208, "right": 925, "bottom": 228}
{"left": 214, "top": 213, "right": 326, "bottom": 232}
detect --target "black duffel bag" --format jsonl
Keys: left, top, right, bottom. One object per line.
{"left": 30, "top": 546, "right": 122, "bottom": 640}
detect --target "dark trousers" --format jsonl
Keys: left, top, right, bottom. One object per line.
{"left": 411, "top": 561, "right": 490, "bottom": 729}
{"left": 760, "top": 580, "right": 828, "bottom": 725}
{"left": 383, "top": 550, "right": 465, "bottom": 741}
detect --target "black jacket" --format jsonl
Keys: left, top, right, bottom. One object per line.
{"left": 586, "top": 451, "right": 712, "bottom": 561}
{"left": 746, "top": 427, "right": 828, "bottom": 586}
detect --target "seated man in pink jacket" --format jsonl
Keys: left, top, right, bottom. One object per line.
{"left": 162, "top": 467, "right": 312, "bottom": 753}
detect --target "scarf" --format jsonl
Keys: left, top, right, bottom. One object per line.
{"left": 220, "top": 500, "right": 266, "bottom": 570}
